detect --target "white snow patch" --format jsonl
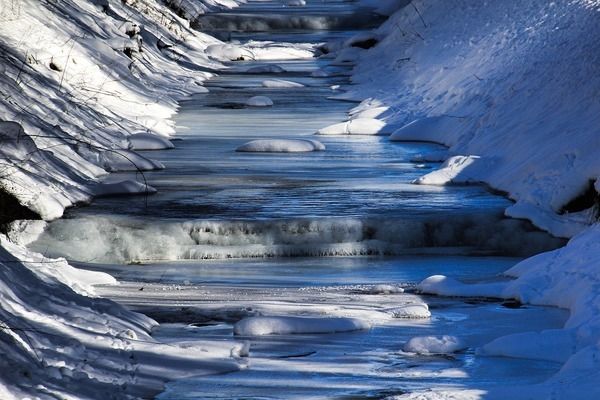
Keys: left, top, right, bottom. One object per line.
{"left": 98, "top": 149, "right": 165, "bottom": 172}
{"left": 245, "top": 96, "right": 274, "bottom": 107}
{"left": 413, "top": 156, "right": 481, "bottom": 185}
{"left": 317, "top": 118, "right": 388, "bottom": 135}
{"left": 129, "top": 132, "right": 175, "bottom": 150}
{"left": 236, "top": 139, "right": 325, "bottom": 153}
{"left": 367, "top": 284, "right": 405, "bottom": 294}
{"left": 386, "top": 304, "right": 431, "bottom": 319}
{"left": 403, "top": 335, "right": 466, "bottom": 355}
{"left": 233, "top": 316, "right": 371, "bottom": 336}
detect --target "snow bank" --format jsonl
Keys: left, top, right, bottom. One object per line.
{"left": 236, "top": 139, "right": 324, "bottom": 153}
{"left": 0, "top": 236, "right": 243, "bottom": 398}
{"left": 233, "top": 316, "right": 371, "bottom": 336}
{"left": 350, "top": 0, "right": 600, "bottom": 238}
{"left": 262, "top": 79, "right": 305, "bottom": 88}
{"left": 245, "top": 96, "right": 274, "bottom": 107}
{"left": 343, "top": 5, "right": 600, "bottom": 394}
{"left": 0, "top": 0, "right": 226, "bottom": 220}
{"left": 0, "top": 0, "right": 249, "bottom": 397}
{"left": 403, "top": 335, "right": 466, "bottom": 355}
{"left": 317, "top": 118, "right": 389, "bottom": 135}
{"left": 417, "top": 226, "right": 600, "bottom": 396}
{"left": 129, "top": 132, "right": 175, "bottom": 150}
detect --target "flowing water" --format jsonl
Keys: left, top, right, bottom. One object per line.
{"left": 27, "top": 0, "right": 569, "bottom": 398}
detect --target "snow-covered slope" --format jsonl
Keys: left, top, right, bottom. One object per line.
{"left": 0, "top": 0, "right": 249, "bottom": 398}
{"left": 335, "top": 1, "right": 600, "bottom": 398}
{"left": 0, "top": 235, "right": 245, "bottom": 399}
{"left": 0, "top": 0, "right": 237, "bottom": 220}
{"left": 345, "top": 0, "right": 600, "bottom": 238}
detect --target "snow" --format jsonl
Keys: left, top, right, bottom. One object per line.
{"left": 245, "top": 95, "right": 274, "bottom": 107}
{"left": 331, "top": 2, "right": 600, "bottom": 392}
{"left": 367, "top": 284, "right": 404, "bottom": 294}
{"left": 96, "top": 149, "right": 165, "bottom": 172}
{"left": 403, "top": 335, "right": 466, "bottom": 355}
{"left": 2, "top": 0, "right": 600, "bottom": 397}
{"left": 262, "top": 79, "right": 305, "bottom": 88}
{"left": 236, "top": 139, "right": 324, "bottom": 152}
{"left": 316, "top": 118, "right": 389, "bottom": 135}
{"left": 417, "top": 225, "right": 600, "bottom": 397}
{"left": 413, "top": 155, "right": 481, "bottom": 185}
{"left": 0, "top": 0, "right": 229, "bottom": 220}
{"left": 0, "top": 0, "right": 251, "bottom": 397}
{"left": 129, "top": 132, "right": 175, "bottom": 150}
{"left": 350, "top": 0, "right": 600, "bottom": 238}
{"left": 387, "top": 304, "right": 431, "bottom": 319}
{"left": 206, "top": 42, "right": 314, "bottom": 62}
{"left": 389, "top": 117, "right": 462, "bottom": 143}
{"left": 233, "top": 316, "right": 371, "bottom": 336}
{"left": 0, "top": 235, "right": 244, "bottom": 399}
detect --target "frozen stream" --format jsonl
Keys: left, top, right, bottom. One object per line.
{"left": 27, "top": 0, "right": 569, "bottom": 398}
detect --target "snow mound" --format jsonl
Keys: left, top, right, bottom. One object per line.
{"left": 129, "top": 132, "right": 175, "bottom": 150}
{"left": 403, "top": 335, "right": 466, "bottom": 355}
{"left": 205, "top": 44, "right": 254, "bottom": 61}
{"left": 236, "top": 139, "right": 325, "bottom": 153}
{"left": 413, "top": 156, "right": 481, "bottom": 185}
{"left": 233, "top": 316, "right": 371, "bottom": 336}
{"left": 262, "top": 79, "right": 305, "bottom": 88}
{"left": 94, "top": 180, "right": 157, "bottom": 197}
{"left": 317, "top": 118, "right": 388, "bottom": 135}
{"left": 245, "top": 64, "right": 286, "bottom": 74}
{"left": 245, "top": 96, "right": 274, "bottom": 107}
{"left": 98, "top": 149, "right": 165, "bottom": 172}
{"left": 417, "top": 275, "right": 507, "bottom": 299}
{"left": 367, "top": 284, "right": 405, "bottom": 294}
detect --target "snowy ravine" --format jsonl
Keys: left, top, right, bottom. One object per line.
{"left": 327, "top": 0, "right": 600, "bottom": 398}
{"left": 0, "top": 1, "right": 599, "bottom": 400}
